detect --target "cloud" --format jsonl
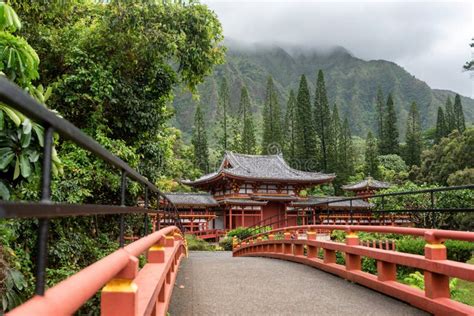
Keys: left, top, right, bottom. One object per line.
{"left": 204, "top": 0, "right": 473, "bottom": 97}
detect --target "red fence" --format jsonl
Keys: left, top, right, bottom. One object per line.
{"left": 187, "top": 229, "right": 226, "bottom": 240}
{"left": 233, "top": 225, "right": 474, "bottom": 315}
{"left": 8, "top": 226, "right": 186, "bottom": 316}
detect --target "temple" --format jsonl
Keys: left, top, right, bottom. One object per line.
{"left": 163, "top": 153, "right": 405, "bottom": 233}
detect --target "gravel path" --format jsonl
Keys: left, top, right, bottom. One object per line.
{"left": 169, "top": 251, "right": 428, "bottom": 316}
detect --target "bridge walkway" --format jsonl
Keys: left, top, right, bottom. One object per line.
{"left": 169, "top": 251, "right": 428, "bottom": 316}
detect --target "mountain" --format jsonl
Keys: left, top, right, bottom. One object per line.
{"left": 172, "top": 41, "right": 474, "bottom": 142}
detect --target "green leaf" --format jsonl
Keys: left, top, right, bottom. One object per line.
{"left": 0, "top": 180, "right": 9, "bottom": 200}
{"left": 13, "top": 156, "right": 19, "bottom": 179}
{"left": 22, "top": 118, "right": 31, "bottom": 134}
{"left": 32, "top": 124, "right": 44, "bottom": 146}
{"left": 19, "top": 152, "right": 31, "bottom": 178}
{"left": 0, "top": 147, "right": 14, "bottom": 169}
{"left": 20, "top": 129, "right": 31, "bottom": 148}
{"left": 1, "top": 106, "right": 21, "bottom": 127}
{"left": 9, "top": 269, "right": 26, "bottom": 290}
{"left": 0, "top": 109, "right": 4, "bottom": 130}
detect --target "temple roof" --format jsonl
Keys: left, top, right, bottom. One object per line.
{"left": 341, "top": 177, "right": 391, "bottom": 192}
{"left": 182, "top": 152, "right": 335, "bottom": 186}
{"left": 165, "top": 192, "right": 218, "bottom": 207}
{"left": 291, "top": 196, "right": 372, "bottom": 209}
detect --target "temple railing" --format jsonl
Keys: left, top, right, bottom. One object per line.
{"left": 0, "top": 77, "right": 185, "bottom": 315}
{"left": 233, "top": 225, "right": 474, "bottom": 315}
{"left": 246, "top": 185, "right": 474, "bottom": 235}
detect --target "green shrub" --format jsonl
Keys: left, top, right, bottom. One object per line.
{"left": 185, "top": 235, "right": 214, "bottom": 251}
{"left": 219, "top": 237, "right": 233, "bottom": 251}
{"left": 445, "top": 240, "right": 474, "bottom": 263}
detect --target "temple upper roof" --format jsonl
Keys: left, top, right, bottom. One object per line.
{"left": 342, "top": 177, "right": 391, "bottom": 191}
{"left": 182, "top": 152, "right": 335, "bottom": 186}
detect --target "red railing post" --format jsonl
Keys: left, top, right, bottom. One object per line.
{"left": 345, "top": 232, "right": 361, "bottom": 271}
{"left": 424, "top": 233, "right": 450, "bottom": 299}
{"left": 101, "top": 254, "right": 139, "bottom": 316}
{"left": 307, "top": 230, "right": 318, "bottom": 259}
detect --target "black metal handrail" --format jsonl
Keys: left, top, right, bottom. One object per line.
{"left": 0, "top": 77, "right": 183, "bottom": 295}
{"left": 246, "top": 185, "right": 474, "bottom": 235}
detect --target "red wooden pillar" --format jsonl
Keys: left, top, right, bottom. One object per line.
{"left": 229, "top": 207, "right": 233, "bottom": 230}
{"left": 101, "top": 255, "right": 139, "bottom": 316}
{"left": 424, "top": 242, "right": 450, "bottom": 299}
{"left": 345, "top": 232, "right": 361, "bottom": 271}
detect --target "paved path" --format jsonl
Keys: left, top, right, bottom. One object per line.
{"left": 169, "top": 252, "right": 428, "bottom": 316}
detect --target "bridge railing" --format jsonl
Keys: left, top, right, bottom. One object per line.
{"left": 233, "top": 225, "right": 474, "bottom": 315}
{"left": 0, "top": 77, "right": 186, "bottom": 313}
{"left": 246, "top": 185, "right": 474, "bottom": 235}
{"left": 8, "top": 226, "right": 186, "bottom": 316}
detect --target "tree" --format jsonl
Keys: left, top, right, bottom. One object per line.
{"left": 379, "top": 93, "right": 399, "bottom": 155}
{"left": 261, "top": 76, "right": 283, "bottom": 154}
{"left": 404, "top": 102, "right": 422, "bottom": 166}
{"left": 453, "top": 94, "right": 466, "bottom": 133}
{"left": 217, "top": 77, "right": 230, "bottom": 154}
{"left": 294, "top": 74, "right": 318, "bottom": 171}
{"left": 314, "top": 70, "right": 331, "bottom": 170}
{"left": 239, "top": 86, "right": 257, "bottom": 154}
{"left": 375, "top": 86, "right": 385, "bottom": 141}
{"left": 327, "top": 104, "right": 341, "bottom": 172}
{"left": 339, "top": 117, "right": 355, "bottom": 177}
{"left": 192, "top": 105, "right": 209, "bottom": 173}
{"left": 435, "top": 107, "right": 447, "bottom": 144}
{"left": 284, "top": 90, "right": 297, "bottom": 163}
{"left": 445, "top": 96, "right": 456, "bottom": 132}
{"left": 364, "top": 131, "right": 379, "bottom": 178}
{"left": 463, "top": 38, "right": 473, "bottom": 71}
{"left": 418, "top": 128, "right": 474, "bottom": 185}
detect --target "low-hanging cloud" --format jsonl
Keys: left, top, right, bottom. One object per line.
{"left": 204, "top": 0, "right": 473, "bottom": 97}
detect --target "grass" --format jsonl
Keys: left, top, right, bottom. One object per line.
{"left": 185, "top": 234, "right": 222, "bottom": 251}
{"left": 454, "top": 256, "right": 474, "bottom": 306}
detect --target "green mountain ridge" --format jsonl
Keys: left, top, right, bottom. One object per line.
{"left": 172, "top": 42, "right": 474, "bottom": 142}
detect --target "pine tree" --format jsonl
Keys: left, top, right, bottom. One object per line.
{"left": 379, "top": 93, "right": 399, "bottom": 154}
{"left": 334, "top": 117, "right": 355, "bottom": 193}
{"left": 295, "top": 74, "right": 318, "bottom": 171}
{"left": 239, "top": 86, "right": 257, "bottom": 154}
{"left": 284, "top": 90, "right": 297, "bottom": 164}
{"left": 192, "top": 105, "right": 209, "bottom": 173}
{"left": 435, "top": 107, "right": 447, "bottom": 144}
{"left": 327, "top": 104, "right": 341, "bottom": 172}
{"left": 261, "top": 76, "right": 283, "bottom": 154}
{"left": 375, "top": 86, "right": 385, "bottom": 141}
{"left": 314, "top": 70, "right": 331, "bottom": 170}
{"left": 216, "top": 78, "right": 230, "bottom": 154}
{"left": 405, "top": 102, "right": 422, "bottom": 166}
{"left": 453, "top": 94, "right": 466, "bottom": 133}
{"left": 445, "top": 96, "right": 456, "bottom": 133}
{"left": 364, "top": 131, "right": 379, "bottom": 178}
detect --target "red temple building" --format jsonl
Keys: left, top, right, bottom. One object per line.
{"left": 175, "top": 152, "right": 335, "bottom": 230}
{"left": 342, "top": 177, "right": 391, "bottom": 197}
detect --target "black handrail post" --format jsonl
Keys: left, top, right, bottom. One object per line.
{"left": 144, "top": 187, "right": 149, "bottom": 236}
{"left": 430, "top": 190, "right": 435, "bottom": 228}
{"left": 349, "top": 199, "right": 353, "bottom": 225}
{"left": 119, "top": 170, "right": 127, "bottom": 247}
{"left": 35, "top": 126, "right": 54, "bottom": 296}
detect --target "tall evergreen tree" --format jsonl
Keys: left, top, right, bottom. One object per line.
{"left": 261, "top": 76, "right": 283, "bottom": 154}
{"left": 314, "top": 70, "right": 331, "bottom": 170}
{"left": 379, "top": 93, "right": 399, "bottom": 154}
{"left": 216, "top": 77, "right": 230, "bottom": 154}
{"left": 453, "top": 94, "right": 466, "bottom": 133}
{"left": 445, "top": 96, "right": 456, "bottom": 133}
{"left": 375, "top": 86, "right": 385, "bottom": 141}
{"left": 295, "top": 74, "right": 318, "bottom": 171}
{"left": 327, "top": 104, "right": 341, "bottom": 172}
{"left": 435, "top": 106, "right": 447, "bottom": 144}
{"left": 364, "top": 131, "right": 379, "bottom": 178}
{"left": 192, "top": 105, "right": 209, "bottom": 173}
{"left": 405, "top": 101, "right": 422, "bottom": 166}
{"left": 334, "top": 117, "right": 355, "bottom": 192}
{"left": 284, "top": 90, "right": 297, "bottom": 164}
{"left": 239, "top": 86, "right": 257, "bottom": 154}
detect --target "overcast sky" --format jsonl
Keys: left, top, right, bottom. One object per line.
{"left": 204, "top": 0, "right": 474, "bottom": 97}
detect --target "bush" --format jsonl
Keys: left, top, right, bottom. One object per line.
{"left": 219, "top": 237, "right": 233, "bottom": 251}
{"left": 185, "top": 235, "right": 214, "bottom": 251}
